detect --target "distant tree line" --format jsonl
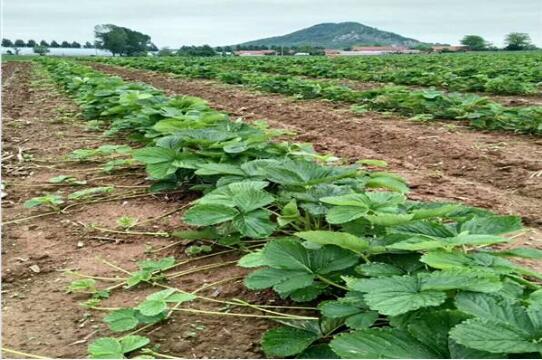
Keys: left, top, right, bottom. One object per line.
{"left": 157, "top": 44, "right": 326, "bottom": 57}
{"left": 2, "top": 38, "right": 95, "bottom": 48}
{"left": 459, "top": 33, "right": 537, "bottom": 51}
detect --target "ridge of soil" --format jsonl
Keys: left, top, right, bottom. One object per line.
{"left": 1, "top": 61, "right": 272, "bottom": 359}
{"left": 89, "top": 63, "right": 542, "bottom": 230}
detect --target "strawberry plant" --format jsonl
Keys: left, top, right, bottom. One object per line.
{"left": 40, "top": 58, "right": 542, "bottom": 359}
{"left": 24, "top": 193, "right": 64, "bottom": 210}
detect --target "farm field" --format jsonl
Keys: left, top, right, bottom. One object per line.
{"left": 90, "top": 53, "right": 542, "bottom": 135}
{"left": 2, "top": 53, "right": 542, "bottom": 359}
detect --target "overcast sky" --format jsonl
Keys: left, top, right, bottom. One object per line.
{"left": 2, "top": 0, "right": 541, "bottom": 47}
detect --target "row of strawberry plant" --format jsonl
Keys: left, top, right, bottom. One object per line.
{"left": 89, "top": 57, "right": 542, "bottom": 135}
{"left": 39, "top": 58, "right": 542, "bottom": 359}
{"left": 94, "top": 51, "right": 542, "bottom": 95}
{"left": 211, "top": 52, "right": 542, "bottom": 95}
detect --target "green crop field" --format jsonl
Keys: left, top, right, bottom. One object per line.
{"left": 5, "top": 55, "right": 539, "bottom": 358}
{"left": 2, "top": 38, "right": 542, "bottom": 358}
{"left": 90, "top": 52, "right": 542, "bottom": 134}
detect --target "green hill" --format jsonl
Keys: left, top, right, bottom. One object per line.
{"left": 238, "top": 22, "right": 422, "bottom": 49}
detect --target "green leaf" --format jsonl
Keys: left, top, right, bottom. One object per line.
{"left": 389, "top": 232, "right": 510, "bottom": 251}
{"left": 295, "top": 231, "right": 369, "bottom": 254}
{"left": 119, "top": 335, "right": 150, "bottom": 354}
{"left": 138, "top": 257, "right": 175, "bottom": 272}
{"left": 278, "top": 199, "right": 300, "bottom": 227}
{"left": 364, "top": 213, "right": 413, "bottom": 226}
{"left": 183, "top": 204, "right": 238, "bottom": 226}
{"left": 460, "top": 215, "right": 522, "bottom": 235}
{"left": 145, "top": 162, "right": 178, "bottom": 179}
{"left": 67, "top": 278, "right": 97, "bottom": 293}
{"left": 262, "top": 238, "right": 312, "bottom": 272}
{"left": 366, "top": 175, "right": 409, "bottom": 193}
{"left": 264, "top": 238, "right": 358, "bottom": 274}
{"left": 232, "top": 188, "right": 275, "bottom": 213}
{"left": 232, "top": 209, "right": 276, "bottom": 238}
{"left": 103, "top": 309, "right": 139, "bottom": 332}
{"left": 273, "top": 273, "right": 315, "bottom": 293}
{"left": 136, "top": 299, "right": 167, "bottom": 317}
{"left": 355, "top": 262, "right": 404, "bottom": 277}
{"left": 261, "top": 327, "right": 318, "bottom": 357}
{"left": 419, "top": 269, "right": 502, "bottom": 293}
{"left": 407, "top": 310, "right": 469, "bottom": 358}
{"left": 88, "top": 337, "right": 123, "bottom": 359}
{"left": 194, "top": 163, "right": 245, "bottom": 176}
{"left": 297, "top": 344, "right": 339, "bottom": 359}
{"left": 345, "top": 311, "right": 379, "bottom": 329}
{"left": 330, "top": 328, "right": 438, "bottom": 359}
{"left": 449, "top": 318, "right": 541, "bottom": 354}
{"left": 325, "top": 206, "right": 366, "bottom": 224}
{"left": 319, "top": 301, "right": 363, "bottom": 318}
{"left": 133, "top": 147, "right": 177, "bottom": 164}
{"left": 454, "top": 292, "right": 534, "bottom": 332}
{"left": 344, "top": 275, "right": 447, "bottom": 316}
{"left": 448, "top": 339, "right": 506, "bottom": 359}
{"left": 238, "top": 251, "right": 266, "bottom": 268}
{"left": 244, "top": 268, "right": 309, "bottom": 291}
{"left": 321, "top": 193, "right": 369, "bottom": 207}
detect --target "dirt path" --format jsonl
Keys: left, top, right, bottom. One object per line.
{"left": 1, "top": 62, "right": 272, "bottom": 359}
{"left": 89, "top": 64, "right": 542, "bottom": 231}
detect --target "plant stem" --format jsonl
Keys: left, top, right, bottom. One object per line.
{"left": 317, "top": 275, "right": 348, "bottom": 291}
{"left": 90, "top": 225, "right": 170, "bottom": 238}
{"left": 1, "top": 347, "right": 49, "bottom": 359}
{"left": 171, "top": 308, "right": 317, "bottom": 320}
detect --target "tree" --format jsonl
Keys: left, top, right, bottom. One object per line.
{"left": 40, "top": 40, "right": 49, "bottom": 47}
{"left": 504, "top": 32, "right": 534, "bottom": 50}
{"left": 2, "top": 38, "right": 13, "bottom": 47}
{"left": 27, "top": 39, "right": 37, "bottom": 47}
{"left": 95, "top": 24, "right": 152, "bottom": 56}
{"left": 176, "top": 45, "right": 216, "bottom": 57}
{"left": 50, "top": 40, "right": 60, "bottom": 48}
{"left": 33, "top": 45, "right": 50, "bottom": 56}
{"left": 148, "top": 42, "right": 158, "bottom": 52}
{"left": 14, "top": 39, "right": 25, "bottom": 47}
{"left": 60, "top": 41, "right": 71, "bottom": 48}
{"left": 460, "top": 35, "right": 488, "bottom": 51}
{"left": 84, "top": 41, "right": 94, "bottom": 48}
{"left": 157, "top": 47, "right": 173, "bottom": 56}
{"left": 71, "top": 41, "right": 81, "bottom": 48}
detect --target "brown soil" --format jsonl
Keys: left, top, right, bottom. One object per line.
{"left": 89, "top": 64, "right": 542, "bottom": 230}
{"left": 1, "top": 62, "right": 274, "bottom": 359}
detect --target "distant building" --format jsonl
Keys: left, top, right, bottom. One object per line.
{"left": 294, "top": 52, "right": 310, "bottom": 56}
{"left": 325, "top": 46, "right": 419, "bottom": 57}
{"left": 234, "top": 50, "right": 276, "bottom": 56}
{"left": 431, "top": 45, "right": 467, "bottom": 52}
